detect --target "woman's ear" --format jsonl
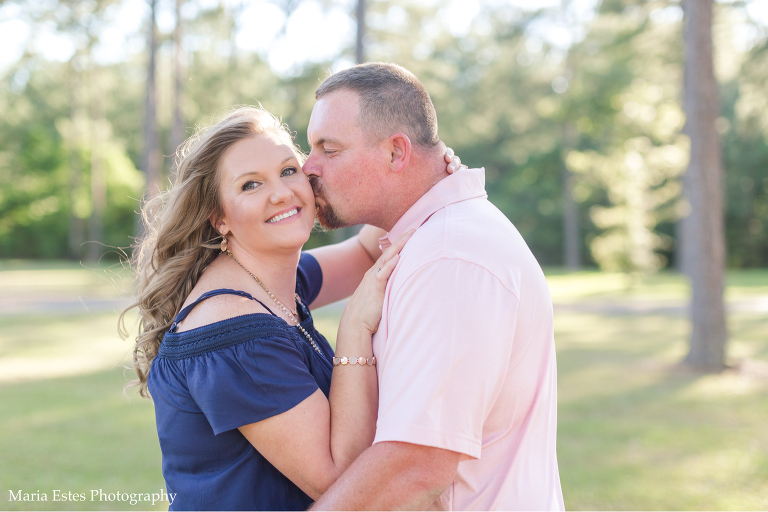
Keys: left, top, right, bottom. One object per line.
{"left": 210, "top": 212, "right": 228, "bottom": 236}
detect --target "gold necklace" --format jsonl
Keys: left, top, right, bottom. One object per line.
{"left": 225, "top": 249, "right": 324, "bottom": 356}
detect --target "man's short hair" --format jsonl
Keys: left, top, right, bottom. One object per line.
{"left": 315, "top": 62, "right": 440, "bottom": 148}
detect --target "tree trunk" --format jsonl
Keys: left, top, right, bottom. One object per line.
{"left": 143, "top": 0, "right": 162, "bottom": 201}
{"left": 562, "top": 124, "right": 580, "bottom": 269}
{"left": 87, "top": 65, "right": 106, "bottom": 263}
{"left": 681, "top": 0, "right": 727, "bottom": 371}
{"left": 356, "top": 0, "right": 366, "bottom": 64}
{"left": 171, "top": 0, "right": 185, "bottom": 160}
{"left": 559, "top": 0, "right": 580, "bottom": 270}
{"left": 67, "top": 58, "right": 85, "bottom": 260}
{"left": 675, "top": 204, "right": 693, "bottom": 274}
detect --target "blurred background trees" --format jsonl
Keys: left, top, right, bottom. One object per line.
{"left": 1, "top": 0, "right": 766, "bottom": 271}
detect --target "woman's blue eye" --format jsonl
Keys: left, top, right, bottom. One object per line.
{"left": 242, "top": 180, "right": 260, "bottom": 191}
{"left": 281, "top": 167, "right": 297, "bottom": 177}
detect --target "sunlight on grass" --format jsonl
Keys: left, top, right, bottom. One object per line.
{"left": 0, "top": 260, "right": 133, "bottom": 297}
{"left": 555, "top": 310, "right": 768, "bottom": 510}
{"left": 544, "top": 268, "right": 768, "bottom": 303}
{"left": 677, "top": 365, "right": 768, "bottom": 398}
{"left": 312, "top": 315, "right": 341, "bottom": 349}
{"left": 0, "top": 268, "right": 128, "bottom": 294}
{"left": 544, "top": 270, "right": 688, "bottom": 300}
{"left": 0, "top": 313, "right": 134, "bottom": 383}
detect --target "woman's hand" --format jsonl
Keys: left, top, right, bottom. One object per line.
{"left": 340, "top": 229, "right": 415, "bottom": 337}
{"left": 306, "top": 225, "right": 387, "bottom": 310}
{"left": 444, "top": 146, "right": 467, "bottom": 174}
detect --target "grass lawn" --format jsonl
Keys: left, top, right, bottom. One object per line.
{"left": 556, "top": 311, "right": 768, "bottom": 509}
{"left": 1, "top": 365, "right": 165, "bottom": 511}
{"left": 1, "top": 262, "right": 767, "bottom": 510}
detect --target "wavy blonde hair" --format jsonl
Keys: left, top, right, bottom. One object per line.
{"left": 119, "top": 107, "right": 303, "bottom": 398}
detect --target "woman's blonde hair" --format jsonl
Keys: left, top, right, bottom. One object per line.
{"left": 119, "top": 107, "right": 303, "bottom": 398}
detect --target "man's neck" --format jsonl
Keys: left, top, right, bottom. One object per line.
{"left": 377, "top": 147, "right": 449, "bottom": 233}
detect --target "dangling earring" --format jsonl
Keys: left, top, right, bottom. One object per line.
{"left": 220, "top": 236, "right": 228, "bottom": 253}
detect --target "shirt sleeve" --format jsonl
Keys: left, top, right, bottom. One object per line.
{"left": 373, "top": 259, "right": 519, "bottom": 459}
{"left": 187, "top": 335, "right": 320, "bottom": 435}
{"left": 296, "top": 252, "right": 323, "bottom": 305}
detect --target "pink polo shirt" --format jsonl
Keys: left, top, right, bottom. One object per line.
{"left": 374, "top": 168, "right": 564, "bottom": 511}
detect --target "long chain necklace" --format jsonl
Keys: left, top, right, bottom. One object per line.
{"left": 225, "top": 249, "right": 324, "bottom": 356}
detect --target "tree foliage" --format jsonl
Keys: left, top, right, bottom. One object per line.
{"left": 0, "top": 0, "right": 766, "bottom": 268}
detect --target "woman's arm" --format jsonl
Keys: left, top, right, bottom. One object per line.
{"left": 238, "top": 231, "right": 413, "bottom": 499}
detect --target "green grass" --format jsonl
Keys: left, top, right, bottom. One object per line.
{"left": 1, "top": 367, "right": 165, "bottom": 511}
{"left": 1, "top": 264, "right": 767, "bottom": 510}
{"left": 544, "top": 268, "right": 768, "bottom": 302}
{"left": 556, "top": 312, "right": 768, "bottom": 510}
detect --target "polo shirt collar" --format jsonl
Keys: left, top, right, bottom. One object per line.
{"left": 379, "top": 168, "right": 487, "bottom": 250}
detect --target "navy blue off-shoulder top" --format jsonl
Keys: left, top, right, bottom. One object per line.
{"left": 147, "top": 252, "right": 333, "bottom": 511}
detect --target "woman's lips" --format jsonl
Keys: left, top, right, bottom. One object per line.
{"left": 266, "top": 207, "right": 301, "bottom": 223}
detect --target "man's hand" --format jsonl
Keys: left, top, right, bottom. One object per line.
{"left": 311, "top": 441, "right": 462, "bottom": 510}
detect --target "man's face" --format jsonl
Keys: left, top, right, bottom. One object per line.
{"left": 304, "top": 90, "right": 386, "bottom": 229}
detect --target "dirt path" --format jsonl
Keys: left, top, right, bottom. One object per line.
{"left": 0, "top": 295, "right": 133, "bottom": 316}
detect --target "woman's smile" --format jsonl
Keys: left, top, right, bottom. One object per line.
{"left": 266, "top": 206, "right": 302, "bottom": 224}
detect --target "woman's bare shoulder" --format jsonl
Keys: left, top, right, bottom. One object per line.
{"left": 175, "top": 259, "right": 270, "bottom": 332}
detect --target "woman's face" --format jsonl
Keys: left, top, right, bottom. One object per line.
{"left": 215, "top": 133, "right": 316, "bottom": 257}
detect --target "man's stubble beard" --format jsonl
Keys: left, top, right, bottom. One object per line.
{"left": 310, "top": 176, "right": 349, "bottom": 230}
{"left": 315, "top": 204, "right": 348, "bottom": 230}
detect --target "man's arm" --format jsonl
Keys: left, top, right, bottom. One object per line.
{"left": 311, "top": 441, "right": 462, "bottom": 510}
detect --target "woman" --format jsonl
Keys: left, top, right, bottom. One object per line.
{"left": 120, "top": 106, "right": 462, "bottom": 510}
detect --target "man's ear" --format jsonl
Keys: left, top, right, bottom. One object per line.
{"left": 209, "top": 212, "right": 228, "bottom": 236}
{"left": 388, "top": 132, "right": 412, "bottom": 174}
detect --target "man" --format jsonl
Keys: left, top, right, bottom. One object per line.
{"left": 303, "top": 62, "right": 564, "bottom": 511}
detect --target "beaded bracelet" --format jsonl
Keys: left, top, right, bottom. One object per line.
{"left": 332, "top": 356, "right": 376, "bottom": 366}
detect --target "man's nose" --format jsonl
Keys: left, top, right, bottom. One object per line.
{"left": 303, "top": 152, "right": 321, "bottom": 178}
